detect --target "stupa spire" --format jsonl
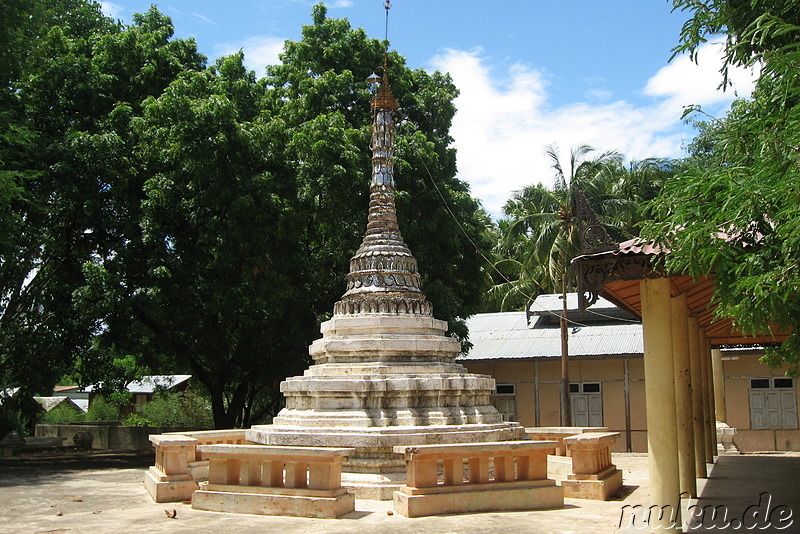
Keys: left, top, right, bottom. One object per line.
{"left": 333, "top": 53, "right": 432, "bottom": 317}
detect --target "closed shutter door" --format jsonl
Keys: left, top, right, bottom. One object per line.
{"left": 571, "top": 394, "right": 589, "bottom": 427}
{"left": 490, "top": 396, "right": 517, "bottom": 422}
{"left": 781, "top": 390, "right": 798, "bottom": 429}
{"left": 750, "top": 391, "right": 766, "bottom": 429}
{"left": 765, "top": 392, "right": 782, "bottom": 428}
{"left": 588, "top": 393, "right": 603, "bottom": 427}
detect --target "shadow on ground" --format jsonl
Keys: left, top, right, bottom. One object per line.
{"left": 0, "top": 449, "right": 153, "bottom": 484}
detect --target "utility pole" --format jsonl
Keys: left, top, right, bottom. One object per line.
{"left": 560, "top": 273, "right": 572, "bottom": 426}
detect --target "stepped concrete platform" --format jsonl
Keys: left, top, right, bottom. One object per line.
{"left": 7, "top": 451, "right": 800, "bottom": 533}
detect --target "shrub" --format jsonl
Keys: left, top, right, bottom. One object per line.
{"left": 121, "top": 412, "right": 150, "bottom": 427}
{"left": 133, "top": 391, "right": 212, "bottom": 429}
{"left": 41, "top": 404, "right": 85, "bottom": 424}
{"left": 85, "top": 396, "right": 120, "bottom": 421}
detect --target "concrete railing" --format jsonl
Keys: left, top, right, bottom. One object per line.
{"left": 524, "top": 427, "right": 609, "bottom": 456}
{"left": 144, "top": 434, "right": 200, "bottom": 503}
{"left": 165, "top": 429, "right": 248, "bottom": 461}
{"left": 191, "top": 444, "right": 356, "bottom": 518}
{"left": 145, "top": 429, "right": 250, "bottom": 503}
{"left": 561, "top": 431, "right": 623, "bottom": 500}
{"left": 392, "top": 441, "right": 564, "bottom": 517}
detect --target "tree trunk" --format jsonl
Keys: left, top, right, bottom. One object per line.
{"left": 209, "top": 387, "right": 230, "bottom": 429}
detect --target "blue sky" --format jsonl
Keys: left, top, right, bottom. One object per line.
{"left": 100, "top": 0, "right": 756, "bottom": 218}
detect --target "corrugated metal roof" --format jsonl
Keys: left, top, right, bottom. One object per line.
{"left": 83, "top": 375, "right": 192, "bottom": 394}
{"left": 34, "top": 396, "right": 83, "bottom": 412}
{"left": 530, "top": 294, "right": 617, "bottom": 315}
{"left": 459, "top": 311, "right": 643, "bottom": 361}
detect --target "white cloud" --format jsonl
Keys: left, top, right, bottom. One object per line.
{"left": 429, "top": 41, "right": 759, "bottom": 219}
{"left": 644, "top": 38, "right": 757, "bottom": 112}
{"left": 100, "top": 1, "right": 124, "bottom": 19}
{"left": 213, "top": 36, "right": 285, "bottom": 75}
{"left": 192, "top": 12, "right": 217, "bottom": 25}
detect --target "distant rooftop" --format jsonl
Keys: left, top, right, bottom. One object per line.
{"left": 34, "top": 396, "right": 84, "bottom": 413}
{"left": 529, "top": 294, "right": 637, "bottom": 324}
{"left": 83, "top": 375, "right": 192, "bottom": 394}
{"left": 459, "top": 293, "right": 642, "bottom": 362}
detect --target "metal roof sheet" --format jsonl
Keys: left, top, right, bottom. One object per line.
{"left": 530, "top": 293, "right": 617, "bottom": 314}
{"left": 83, "top": 375, "right": 192, "bottom": 394}
{"left": 459, "top": 311, "right": 643, "bottom": 361}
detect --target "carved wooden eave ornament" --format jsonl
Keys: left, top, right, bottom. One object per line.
{"left": 573, "top": 187, "right": 667, "bottom": 311}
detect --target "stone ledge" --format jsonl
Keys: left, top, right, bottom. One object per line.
{"left": 192, "top": 489, "right": 355, "bottom": 519}
{"left": 393, "top": 483, "right": 564, "bottom": 518}
{"left": 393, "top": 440, "right": 557, "bottom": 458}
{"left": 562, "top": 468, "right": 623, "bottom": 500}
{"left": 247, "top": 423, "right": 524, "bottom": 449}
{"left": 197, "top": 443, "right": 355, "bottom": 460}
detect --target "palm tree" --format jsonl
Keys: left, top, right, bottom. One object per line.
{"left": 499, "top": 144, "right": 630, "bottom": 426}
{"left": 611, "top": 158, "right": 676, "bottom": 235}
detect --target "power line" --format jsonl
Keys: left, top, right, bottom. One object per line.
{"left": 415, "top": 150, "right": 641, "bottom": 327}
{"left": 416, "top": 152, "right": 586, "bottom": 328}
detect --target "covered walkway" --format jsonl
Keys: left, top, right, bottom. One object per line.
{"left": 688, "top": 454, "right": 800, "bottom": 532}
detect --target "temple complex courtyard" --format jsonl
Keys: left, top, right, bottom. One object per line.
{"left": 2, "top": 449, "right": 799, "bottom": 533}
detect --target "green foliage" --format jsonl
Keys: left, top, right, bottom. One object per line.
{"left": 41, "top": 404, "right": 85, "bottom": 424}
{"left": 85, "top": 396, "right": 120, "bottom": 421}
{"left": 643, "top": 1, "right": 800, "bottom": 374}
{"left": 1, "top": 0, "right": 204, "bottom": 411}
{"left": 488, "top": 145, "right": 640, "bottom": 310}
{"left": 121, "top": 412, "right": 150, "bottom": 427}
{"left": 129, "top": 391, "right": 213, "bottom": 429}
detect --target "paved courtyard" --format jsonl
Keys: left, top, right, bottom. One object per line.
{"left": 0, "top": 450, "right": 797, "bottom": 533}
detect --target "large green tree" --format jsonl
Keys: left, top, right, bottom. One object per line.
{"left": 642, "top": 0, "right": 800, "bottom": 373}
{"left": 80, "top": 4, "right": 493, "bottom": 428}
{"left": 1, "top": 1, "right": 204, "bottom": 435}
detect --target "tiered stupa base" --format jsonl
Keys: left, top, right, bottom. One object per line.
{"left": 246, "top": 313, "right": 523, "bottom": 499}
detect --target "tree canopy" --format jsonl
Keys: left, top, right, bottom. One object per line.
{"left": 642, "top": 0, "right": 800, "bottom": 373}
{"left": 1, "top": 1, "right": 203, "bottom": 434}
{"left": 487, "top": 145, "right": 669, "bottom": 312}
{"left": 1, "top": 1, "right": 493, "bottom": 431}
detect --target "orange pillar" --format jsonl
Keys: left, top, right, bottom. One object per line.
{"left": 641, "top": 277, "right": 681, "bottom": 531}
{"left": 687, "top": 316, "right": 708, "bottom": 478}
{"left": 671, "top": 294, "right": 696, "bottom": 498}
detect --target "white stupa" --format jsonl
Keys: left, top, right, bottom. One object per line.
{"left": 247, "top": 56, "right": 522, "bottom": 498}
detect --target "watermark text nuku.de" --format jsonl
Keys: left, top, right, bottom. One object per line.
{"left": 618, "top": 492, "right": 793, "bottom": 530}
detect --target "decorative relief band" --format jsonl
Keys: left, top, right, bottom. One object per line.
{"left": 333, "top": 297, "right": 433, "bottom": 316}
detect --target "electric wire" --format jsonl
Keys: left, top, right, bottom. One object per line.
{"left": 415, "top": 150, "right": 641, "bottom": 327}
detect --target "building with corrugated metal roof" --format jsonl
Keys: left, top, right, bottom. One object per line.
{"left": 460, "top": 293, "right": 799, "bottom": 453}
{"left": 459, "top": 294, "right": 648, "bottom": 452}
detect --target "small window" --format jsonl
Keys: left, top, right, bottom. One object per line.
{"left": 583, "top": 383, "right": 601, "bottom": 393}
{"left": 774, "top": 378, "right": 794, "bottom": 389}
{"left": 569, "top": 383, "right": 580, "bottom": 393}
{"left": 495, "top": 384, "right": 515, "bottom": 395}
{"left": 751, "top": 379, "right": 770, "bottom": 389}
